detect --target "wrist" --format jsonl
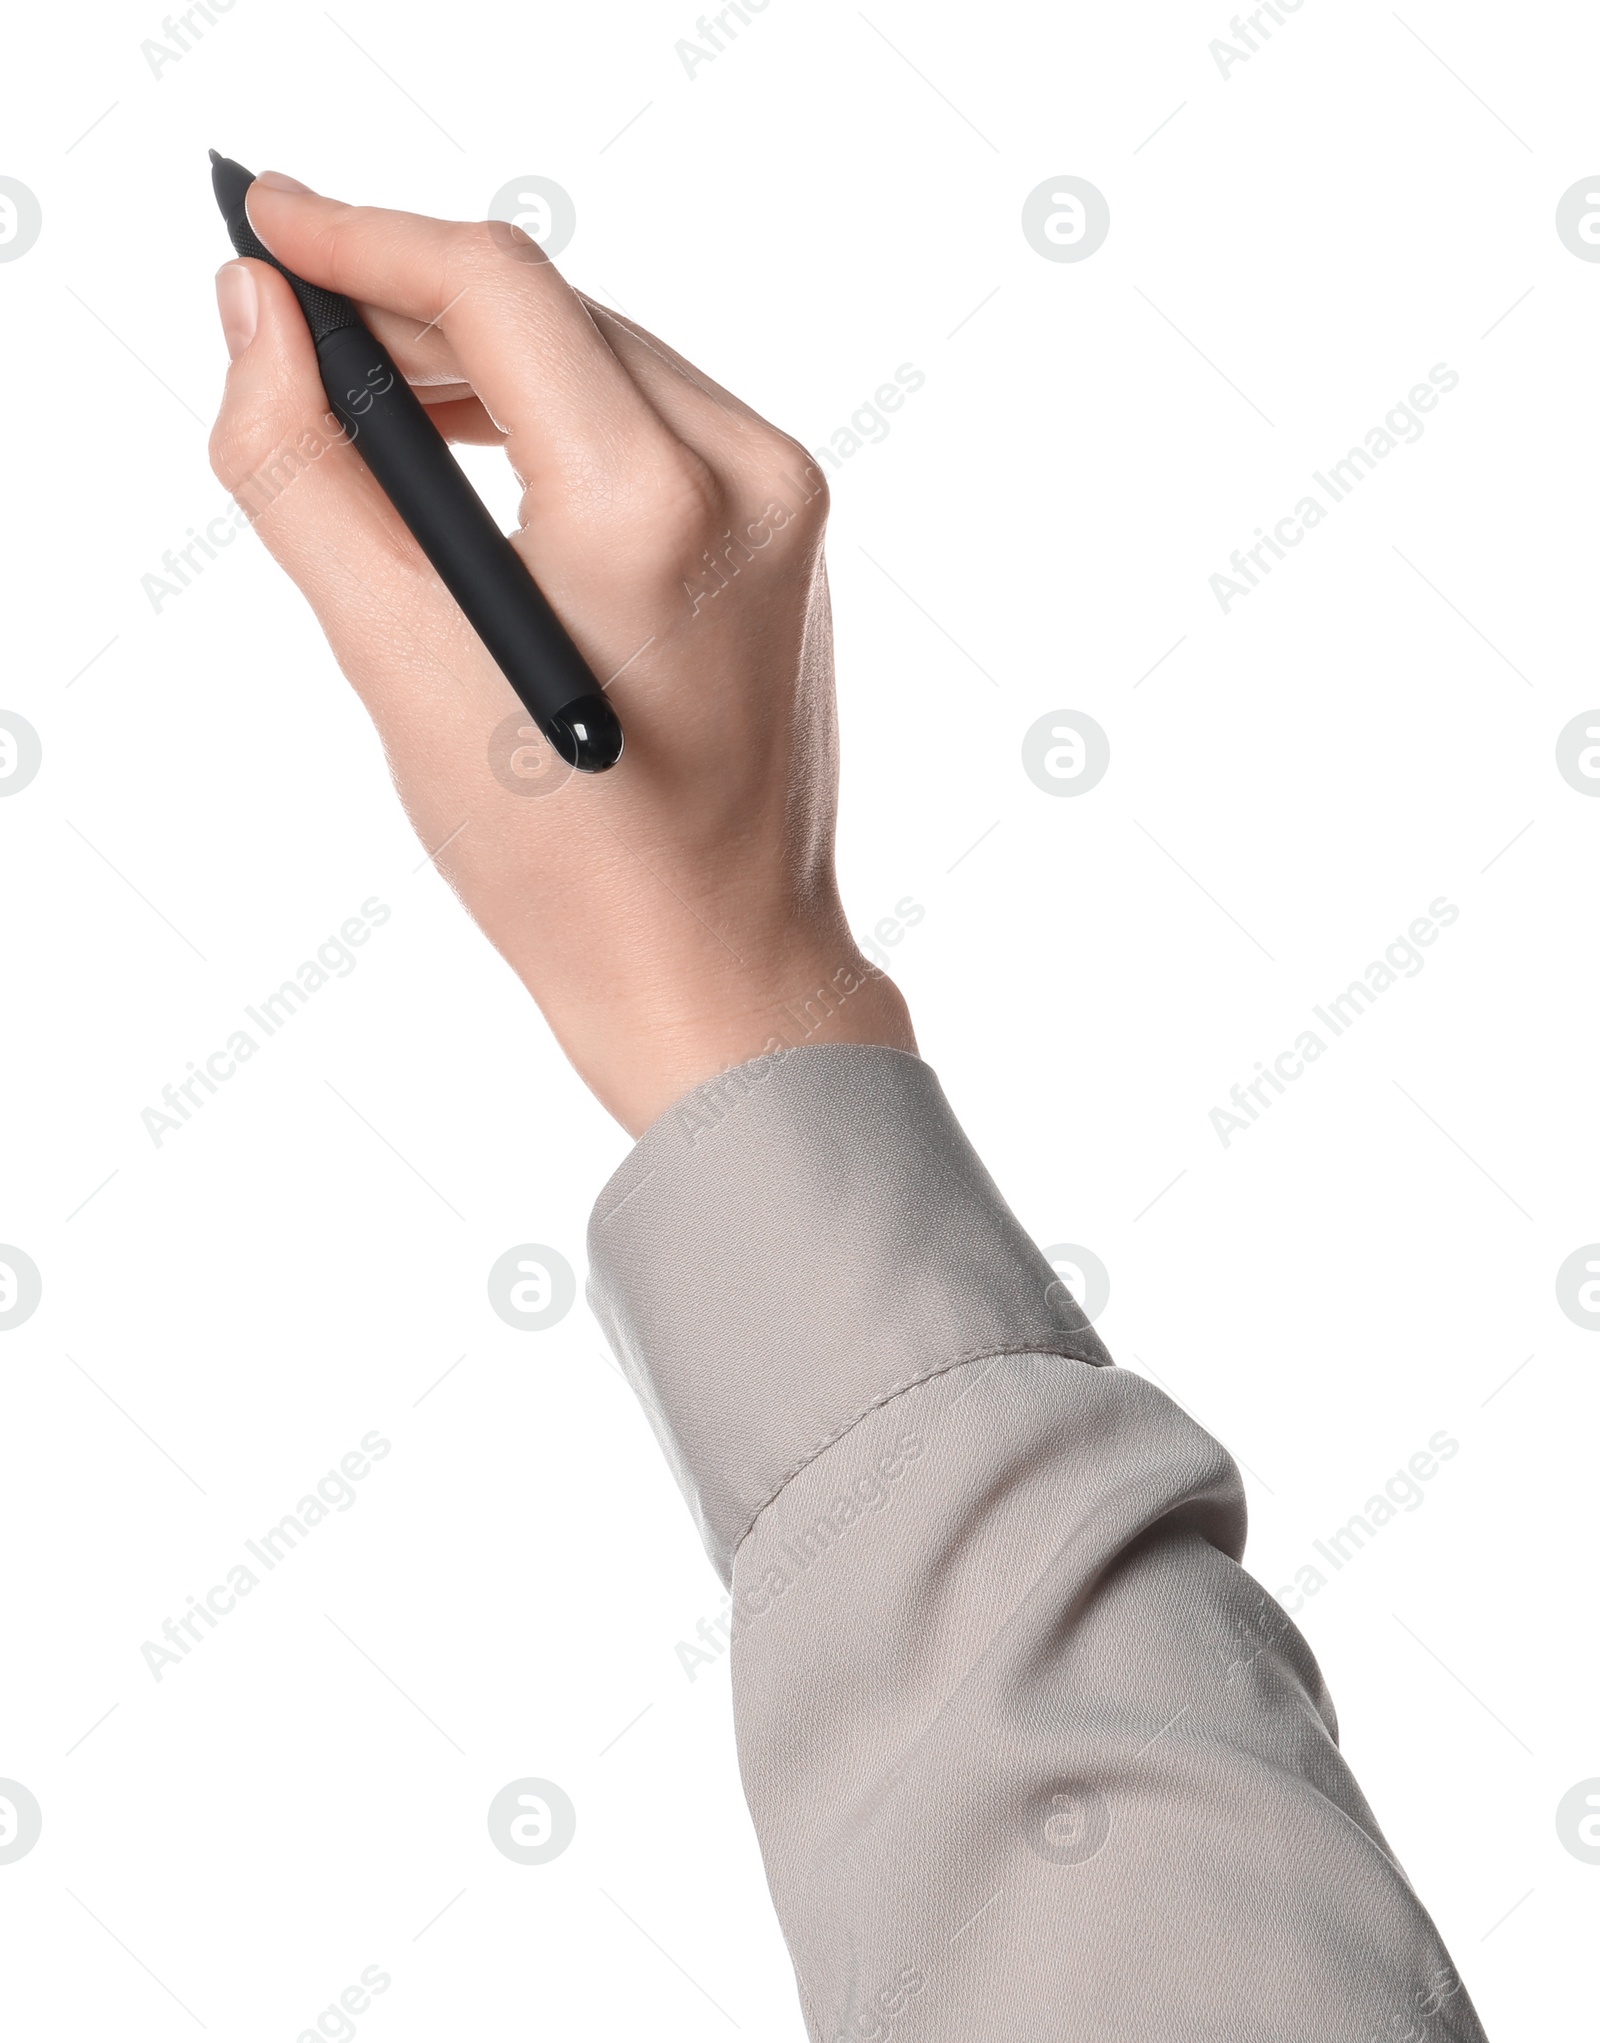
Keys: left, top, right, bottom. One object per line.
{"left": 571, "top": 937, "right": 917, "bottom": 1137}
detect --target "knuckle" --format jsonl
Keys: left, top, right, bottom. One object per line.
{"left": 443, "top": 218, "right": 525, "bottom": 304}
{"left": 638, "top": 441, "right": 726, "bottom": 532}
{"left": 784, "top": 454, "right": 831, "bottom": 532}
{"left": 601, "top": 441, "right": 726, "bottom": 574}
{"left": 613, "top": 437, "right": 731, "bottom": 584}
{"left": 442, "top": 216, "right": 499, "bottom": 284}
{"left": 524, "top": 441, "right": 725, "bottom": 593}
{"left": 457, "top": 215, "right": 509, "bottom": 265}
{"left": 741, "top": 428, "right": 830, "bottom": 536}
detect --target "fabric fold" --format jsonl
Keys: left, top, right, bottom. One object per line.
{"left": 587, "top": 1043, "right": 1110, "bottom": 1578}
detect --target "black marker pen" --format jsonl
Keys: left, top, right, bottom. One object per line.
{"left": 209, "top": 151, "right": 622, "bottom": 773}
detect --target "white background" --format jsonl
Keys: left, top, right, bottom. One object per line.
{"left": 1, "top": 0, "right": 1595, "bottom": 2034}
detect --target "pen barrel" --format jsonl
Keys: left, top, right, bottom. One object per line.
{"left": 314, "top": 323, "right": 620, "bottom": 769}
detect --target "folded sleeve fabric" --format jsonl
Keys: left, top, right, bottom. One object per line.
{"left": 588, "top": 1042, "right": 1488, "bottom": 2043}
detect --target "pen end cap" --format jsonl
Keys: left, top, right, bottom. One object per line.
{"left": 547, "top": 695, "right": 623, "bottom": 773}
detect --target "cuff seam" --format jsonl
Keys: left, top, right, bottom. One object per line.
{"left": 728, "top": 1338, "right": 1109, "bottom": 1571}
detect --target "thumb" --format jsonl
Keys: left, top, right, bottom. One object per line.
{"left": 207, "top": 256, "right": 391, "bottom": 558}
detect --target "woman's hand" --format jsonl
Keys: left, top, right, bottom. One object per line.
{"left": 208, "top": 173, "right": 914, "bottom": 1134}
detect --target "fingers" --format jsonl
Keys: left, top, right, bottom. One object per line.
{"left": 577, "top": 294, "right": 801, "bottom": 445}
{"left": 562, "top": 298, "right": 827, "bottom": 530}
{"left": 342, "top": 304, "right": 501, "bottom": 443}
{"left": 246, "top": 182, "right": 813, "bottom": 491}
{"left": 357, "top": 292, "right": 741, "bottom": 460}
{"left": 416, "top": 394, "right": 508, "bottom": 446}
{"left": 244, "top": 176, "right": 670, "bottom": 493}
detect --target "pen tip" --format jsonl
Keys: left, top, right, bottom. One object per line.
{"left": 209, "top": 150, "right": 255, "bottom": 221}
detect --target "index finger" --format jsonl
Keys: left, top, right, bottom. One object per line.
{"left": 244, "top": 175, "right": 671, "bottom": 490}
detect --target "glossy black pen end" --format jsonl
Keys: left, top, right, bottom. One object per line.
{"left": 547, "top": 695, "right": 624, "bottom": 773}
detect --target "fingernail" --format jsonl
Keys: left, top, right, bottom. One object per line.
{"left": 254, "top": 170, "right": 315, "bottom": 195}
{"left": 215, "top": 262, "right": 258, "bottom": 361}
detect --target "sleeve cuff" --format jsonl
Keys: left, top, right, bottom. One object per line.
{"left": 586, "top": 1042, "right": 1113, "bottom": 1580}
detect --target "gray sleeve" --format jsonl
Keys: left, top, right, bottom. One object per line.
{"left": 588, "top": 1043, "right": 1488, "bottom": 2043}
